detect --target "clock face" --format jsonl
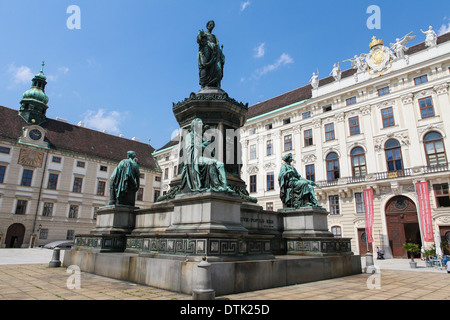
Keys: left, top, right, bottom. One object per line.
{"left": 29, "top": 129, "right": 42, "bottom": 141}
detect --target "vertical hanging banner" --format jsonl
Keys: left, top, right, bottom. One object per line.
{"left": 415, "top": 181, "right": 434, "bottom": 242}
{"left": 363, "top": 188, "right": 374, "bottom": 243}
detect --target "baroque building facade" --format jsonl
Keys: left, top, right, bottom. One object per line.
{"left": 0, "top": 65, "right": 161, "bottom": 248}
{"left": 156, "top": 30, "right": 450, "bottom": 258}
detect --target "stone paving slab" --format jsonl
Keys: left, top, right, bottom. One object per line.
{"left": 0, "top": 263, "right": 449, "bottom": 301}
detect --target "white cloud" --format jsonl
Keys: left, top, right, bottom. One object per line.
{"left": 82, "top": 109, "right": 124, "bottom": 134}
{"left": 254, "top": 42, "right": 265, "bottom": 58}
{"left": 256, "top": 53, "right": 294, "bottom": 76}
{"left": 8, "top": 64, "right": 34, "bottom": 85}
{"left": 58, "top": 66, "right": 70, "bottom": 74}
{"left": 240, "top": 1, "right": 250, "bottom": 12}
{"left": 438, "top": 22, "right": 450, "bottom": 35}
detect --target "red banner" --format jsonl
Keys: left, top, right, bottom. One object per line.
{"left": 363, "top": 188, "right": 374, "bottom": 243}
{"left": 416, "top": 181, "right": 434, "bottom": 242}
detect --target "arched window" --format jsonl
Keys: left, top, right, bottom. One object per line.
{"left": 351, "top": 147, "right": 366, "bottom": 177}
{"left": 326, "top": 152, "right": 340, "bottom": 181}
{"left": 331, "top": 226, "right": 342, "bottom": 238}
{"left": 424, "top": 131, "right": 447, "bottom": 166}
{"left": 385, "top": 139, "right": 403, "bottom": 172}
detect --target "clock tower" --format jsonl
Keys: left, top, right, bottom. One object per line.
{"left": 19, "top": 61, "right": 49, "bottom": 126}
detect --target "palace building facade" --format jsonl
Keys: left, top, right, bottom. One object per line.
{"left": 156, "top": 30, "right": 450, "bottom": 258}
{"left": 0, "top": 65, "right": 161, "bottom": 248}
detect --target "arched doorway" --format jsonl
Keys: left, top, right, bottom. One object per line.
{"left": 385, "top": 196, "right": 421, "bottom": 258}
{"left": 5, "top": 223, "right": 25, "bottom": 248}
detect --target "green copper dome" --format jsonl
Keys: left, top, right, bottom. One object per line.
{"left": 22, "top": 87, "right": 49, "bottom": 104}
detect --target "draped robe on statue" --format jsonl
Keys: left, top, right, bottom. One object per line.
{"left": 109, "top": 152, "right": 140, "bottom": 206}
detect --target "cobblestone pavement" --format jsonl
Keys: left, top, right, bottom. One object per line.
{"left": 0, "top": 262, "right": 448, "bottom": 300}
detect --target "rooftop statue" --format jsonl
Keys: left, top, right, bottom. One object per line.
{"left": 330, "top": 63, "right": 341, "bottom": 81}
{"left": 390, "top": 31, "right": 416, "bottom": 64}
{"left": 343, "top": 54, "right": 367, "bottom": 73}
{"left": 421, "top": 26, "right": 437, "bottom": 47}
{"left": 197, "top": 20, "right": 225, "bottom": 89}
{"left": 278, "top": 153, "right": 322, "bottom": 209}
{"left": 309, "top": 72, "right": 319, "bottom": 89}
{"left": 180, "top": 118, "right": 233, "bottom": 193}
{"left": 109, "top": 151, "right": 140, "bottom": 207}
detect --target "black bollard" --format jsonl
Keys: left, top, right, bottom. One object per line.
{"left": 49, "top": 248, "right": 61, "bottom": 268}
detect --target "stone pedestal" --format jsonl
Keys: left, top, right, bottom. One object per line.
{"left": 167, "top": 192, "right": 248, "bottom": 235}
{"left": 75, "top": 205, "right": 138, "bottom": 252}
{"left": 279, "top": 207, "right": 352, "bottom": 256}
{"left": 279, "top": 207, "right": 333, "bottom": 238}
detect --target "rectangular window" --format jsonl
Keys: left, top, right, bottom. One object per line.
{"left": 164, "top": 168, "right": 169, "bottom": 180}
{"left": 173, "top": 165, "right": 178, "bottom": 177}
{"left": 284, "top": 135, "right": 292, "bottom": 151}
{"left": 377, "top": 87, "right": 390, "bottom": 96}
{"left": 348, "top": 116, "right": 360, "bottom": 136}
{"left": 0, "top": 146, "right": 10, "bottom": 154}
{"left": 419, "top": 97, "right": 435, "bottom": 119}
{"left": 323, "top": 104, "right": 332, "bottom": 112}
{"left": 355, "top": 192, "right": 364, "bottom": 214}
{"left": 434, "top": 183, "right": 450, "bottom": 208}
{"left": 42, "top": 202, "right": 54, "bottom": 217}
{"left": 250, "top": 175, "right": 257, "bottom": 193}
{"left": 283, "top": 118, "right": 291, "bottom": 125}
{"left": 153, "top": 189, "right": 160, "bottom": 202}
{"left": 52, "top": 156, "right": 61, "bottom": 163}
{"left": 329, "top": 195, "right": 340, "bottom": 215}
{"left": 302, "top": 111, "right": 311, "bottom": 119}
{"left": 39, "top": 229, "right": 48, "bottom": 240}
{"left": 21, "top": 169, "right": 33, "bottom": 186}
{"left": 165, "top": 156, "right": 170, "bottom": 161}
{"left": 250, "top": 144, "right": 257, "bottom": 160}
{"left": 305, "top": 164, "right": 315, "bottom": 182}
{"left": 346, "top": 96, "right": 357, "bottom": 106}
{"left": 0, "top": 166, "right": 5, "bottom": 183}
{"left": 96, "top": 180, "right": 106, "bottom": 196}
{"left": 266, "top": 202, "right": 274, "bottom": 211}
{"left": 381, "top": 107, "right": 395, "bottom": 128}
{"left": 69, "top": 205, "right": 79, "bottom": 219}
{"left": 325, "top": 123, "right": 335, "bottom": 141}
{"left": 72, "top": 177, "right": 83, "bottom": 193}
{"left": 266, "top": 140, "right": 273, "bottom": 156}
{"left": 155, "top": 176, "right": 161, "bottom": 182}
{"left": 66, "top": 230, "right": 75, "bottom": 240}
{"left": 249, "top": 128, "right": 256, "bottom": 135}
{"left": 47, "top": 173, "right": 58, "bottom": 190}
{"left": 304, "top": 129, "right": 313, "bottom": 147}
{"left": 100, "top": 165, "right": 108, "bottom": 172}
{"left": 266, "top": 172, "right": 274, "bottom": 191}
{"left": 136, "top": 187, "right": 144, "bottom": 201}
{"left": 76, "top": 161, "right": 85, "bottom": 168}
{"left": 15, "top": 200, "right": 27, "bottom": 215}
{"left": 265, "top": 123, "right": 273, "bottom": 130}
{"left": 414, "top": 75, "right": 428, "bottom": 85}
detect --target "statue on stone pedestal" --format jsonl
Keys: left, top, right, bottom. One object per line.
{"left": 197, "top": 20, "right": 225, "bottom": 89}
{"left": 278, "top": 153, "right": 321, "bottom": 209}
{"left": 180, "top": 118, "right": 233, "bottom": 193}
{"left": 421, "top": 26, "right": 437, "bottom": 47}
{"left": 109, "top": 151, "right": 140, "bottom": 207}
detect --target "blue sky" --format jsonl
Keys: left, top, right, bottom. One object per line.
{"left": 0, "top": 0, "right": 449, "bottom": 150}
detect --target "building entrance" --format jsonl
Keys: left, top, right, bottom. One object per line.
{"left": 385, "top": 196, "right": 421, "bottom": 258}
{"left": 5, "top": 223, "right": 25, "bottom": 248}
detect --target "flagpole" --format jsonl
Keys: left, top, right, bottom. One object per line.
{"left": 413, "top": 181, "right": 425, "bottom": 250}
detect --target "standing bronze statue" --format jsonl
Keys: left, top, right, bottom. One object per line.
{"left": 197, "top": 20, "right": 225, "bottom": 89}
{"left": 109, "top": 151, "right": 140, "bottom": 207}
{"left": 278, "top": 153, "right": 321, "bottom": 208}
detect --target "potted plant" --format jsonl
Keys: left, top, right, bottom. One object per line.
{"left": 402, "top": 243, "right": 420, "bottom": 268}
{"left": 423, "top": 248, "right": 435, "bottom": 267}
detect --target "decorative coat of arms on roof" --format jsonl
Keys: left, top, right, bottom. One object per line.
{"left": 366, "top": 36, "right": 395, "bottom": 76}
